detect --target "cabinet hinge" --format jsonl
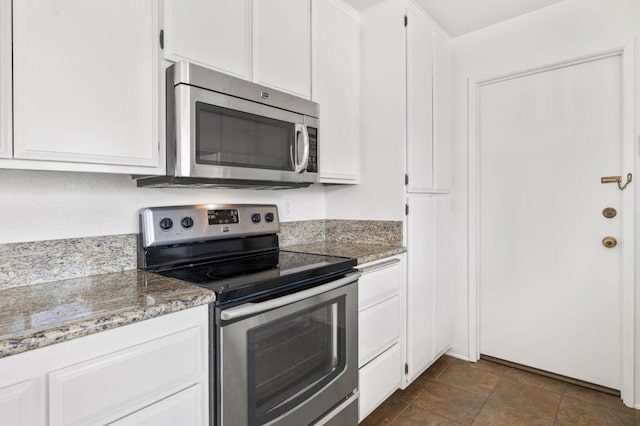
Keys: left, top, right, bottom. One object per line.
{"left": 159, "top": 29, "right": 165, "bottom": 49}
{"left": 405, "top": 203, "right": 409, "bottom": 216}
{"left": 405, "top": 174, "right": 409, "bottom": 185}
{"left": 404, "top": 363, "right": 409, "bottom": 374}
{"left": 404, "top": 15, "right": 408, "bottom": 27}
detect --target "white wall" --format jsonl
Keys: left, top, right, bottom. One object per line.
{"left": 0, "top": 169, "right": 325, "bottom": 244}
{"left": 450, "top": 0, "right": 640, "bottom": 406}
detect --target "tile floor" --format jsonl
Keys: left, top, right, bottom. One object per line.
{"left": 360, "top": 356, "right": 639, "bottom": 425}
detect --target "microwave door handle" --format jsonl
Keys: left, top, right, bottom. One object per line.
{"left": 293, "top": 123, "right": 309, "bottom": 173}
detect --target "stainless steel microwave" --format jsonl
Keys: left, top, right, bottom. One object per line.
{"left": 137, "top": 62, "right": 319, "bottom": 189}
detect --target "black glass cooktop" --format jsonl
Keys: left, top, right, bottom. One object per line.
{"left": 155, "top": 250, "right": 357, "bottom": 305}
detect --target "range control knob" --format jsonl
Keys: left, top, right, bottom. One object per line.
{"left": 251, "top": 213, "right": 261, "bottom": 223}
{"left": 159, "top": 217, "right": 173, "bottom": 230}
{"left": 181, "top": 217, "right": 194, "bottom": 229}
{"left": 265, "top": 212, "right": 275, "bottom": 223}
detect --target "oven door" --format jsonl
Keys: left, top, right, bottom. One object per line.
{"left": 217, "top": 273, "right": 359, "bottom": 426}
{"left": 173, "top": 84, "right": 316, "bottom": 184}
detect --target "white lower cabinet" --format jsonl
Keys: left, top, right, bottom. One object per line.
{"left": 357, "top": 255, "right": 404, "bottom": 422}
{"left": 0, "top": 380, "right": 36, "bottom": 426}
{"left": 0, "top": 306, "right": 209, "bottom": 426}
{"left": 359, "top": 343, "right": 402, "bottom": 420}
{"left": 406, "top": 194, "right": 452, "bottom": 384}
{"left": 111, "top": 384, "right": 203, "bottom": 426}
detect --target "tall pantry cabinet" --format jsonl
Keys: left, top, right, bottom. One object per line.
{"left": 359, "top": 0, "right": 454, "bottom": 388}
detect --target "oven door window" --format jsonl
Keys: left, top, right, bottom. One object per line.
{"left": 195, "top": 102, "right": 296, "bottom": 171}
{"left": 247, "top": 298, "right": 346, "bottom": 425}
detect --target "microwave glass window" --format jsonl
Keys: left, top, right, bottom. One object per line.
{"left": 246, "top": 298, "right": 346, "bottom": 425}
{"left": 195, "top": 102, "right": 295, "bottom": 171}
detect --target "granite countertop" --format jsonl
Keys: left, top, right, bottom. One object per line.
{"left": 0, "top": 270, "right": 215, "bottom": 359}
{"left": 283, "top": 241, "right": 406, "bottom": 265}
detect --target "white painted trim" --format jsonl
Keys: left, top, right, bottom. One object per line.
{"left": 619, "top": 39, "right": 636, "bottom": 408}
{"left": 467, "top": 43, "right": 636, "bottom": 405}
{"left": 445, "top": 351, "right": 472, "bottom": 362}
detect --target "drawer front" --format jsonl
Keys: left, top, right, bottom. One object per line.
{"left": 358, "top": 343, "right": 402, "bottom": 422}
{"left": 358, "top": 258, "right": 402, "bottom": 310}
{"left": 111, "top": 384, "right": 203, "bottom": 426}
{"left": 358, "top": 294, "right": 401, "bottom": 367}
{"left": 49, "top": 327, "right": 203, "bottom": 426}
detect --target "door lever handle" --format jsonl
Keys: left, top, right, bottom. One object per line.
{"left": 601, "top": 173, "right": 632, "bottom": 190}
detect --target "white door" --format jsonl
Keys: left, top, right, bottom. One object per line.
{"left": 479, "top": 54, "right": 627, "bottom": 389}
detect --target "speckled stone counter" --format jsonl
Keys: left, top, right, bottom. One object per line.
{"left": 0, "top": 270, "right": 215, "bottom": 359}
{"left": 284, "top": 241, "right": 406, "bottom": 265}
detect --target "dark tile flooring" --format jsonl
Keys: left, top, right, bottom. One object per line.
{"left": 360, "top": 356, "right": 638, "bottom": 425}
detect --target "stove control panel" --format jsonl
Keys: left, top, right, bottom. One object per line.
{"left": 140, "top": 204, "right": 280, "bottom": 248}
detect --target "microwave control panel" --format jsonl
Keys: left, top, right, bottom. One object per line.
{"left": 307, "top": 127, "right": 318, "bottom": 173}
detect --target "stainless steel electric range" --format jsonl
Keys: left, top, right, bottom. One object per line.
{"left": 139, "top": 204, "right": 359, "bottom": 426}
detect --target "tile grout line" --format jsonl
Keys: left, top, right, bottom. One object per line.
{"left": 552, "top": 394, "right": 563, "bottom": 425}
{"left": 470, "top": 377, "right": 500, "bottom": 424}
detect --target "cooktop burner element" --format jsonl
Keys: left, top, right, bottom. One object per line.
{"left": 138, "top": 204, "right": 357, "bottom": 305}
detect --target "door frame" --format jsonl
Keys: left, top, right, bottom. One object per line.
{"left": 467, "top": 42, "right": 636, "bottom": 406}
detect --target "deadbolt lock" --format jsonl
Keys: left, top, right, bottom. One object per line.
{"left": 602, "top": 207, "right": 617, "bottom": 219}
{"left": 602, "top": 236, "right": 617, "bottom": 248}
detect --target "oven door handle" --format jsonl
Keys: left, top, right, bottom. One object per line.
{"left": 220, "top": 271, "right": 361, "bottom": 322}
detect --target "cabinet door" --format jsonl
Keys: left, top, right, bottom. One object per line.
{"left": 163, "top": 0, "right": 251, "bottom": 80}
{"left": 405, "top": 4, "right": 434, "bottom": 193}
{"left": 253, "top": 0, "right": 311, "bottom": 98}
{"left": 13, "top": 0, "right": 161, "bottom": 170}
{"left": 406, "top": 194, "right": 452, "bottom": 383}
{"left": 312, "top": 0, "right": 359, "bottom": 183}
{"left": 0, "top": 0, "right": 10, "bottom": 159}
{"left": 434, "top": 195, "right": 452, "bottom": 355}
{"left": 111, "top": 384, "right": 203, "bottom": 426}
{"left": 406, "top": 194, "right": 436, "bottom": 381}
{"left": 0, "top": 380, "right": 36, "bottom": 426}
{"left": 433, "top": 30, "right": 453, "bottom": 192}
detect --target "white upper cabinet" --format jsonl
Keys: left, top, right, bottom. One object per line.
{"left": 253, "top": 0, "right": 311, "bottom": 99}
{"left": 406, "top": 3, "right": 434, "bottom": 193}
{"left": 312, "top": 0, "right": 359, "bottom": 183}
{"left": 433, "top": 29, "right": 453, "bottom": 192}
{"left": 404, "top": 2, "right": 452, "bottom": 194}
{"left": 163, "top": 0, "right": 251, "bottom": 80}
{"left": 12, "top": 0, "right": 162, "bottom": 173}
{"left": 0, "top": 0, "right": 11, "bottom": 159}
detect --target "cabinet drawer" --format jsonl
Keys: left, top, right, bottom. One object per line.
{"left": 111, "top": 384, "right": 203, "bottom": 426}
{"left": 49, "top": 327, "right": 202, "bottom": 426}
{"left": 358, "top": 258, "right": 402, "bottom": 310}
{"left": 358, "top": 343, "right": 402, "bottom": 422}
{"left": 359, "top": 294, "right": 401, "bottom": 367}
